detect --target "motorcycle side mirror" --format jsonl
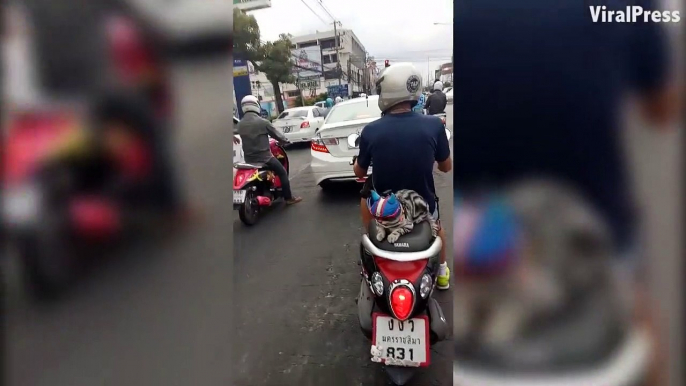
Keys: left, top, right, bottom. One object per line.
{"left": 445, "top": 129, "right": 451, "bottom": 141}
{"left": 347, "top": 133, "right": 360, "bottom": 148}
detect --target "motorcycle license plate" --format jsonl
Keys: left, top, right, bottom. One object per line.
{"left": 233, "top": 190, "right": 246, "bottom": 204}
{"left": 371, "top": 313, "right": 430, "bottom": 367}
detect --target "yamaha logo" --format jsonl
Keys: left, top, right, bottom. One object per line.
{"left": 393, "top": 242, "right": 410, "bottom": 248}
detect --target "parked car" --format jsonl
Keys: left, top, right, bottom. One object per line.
{"left": 314, "top": 101, "right": 326, "bottom": 108}
{"left": 271, "top": 106, "right": 325, "bottom": 143}
{"left": 310, "top": 96, "right": 383, "bottom": 190}
{"left": 445, "top": 87, "right": 453, "bottom": 103}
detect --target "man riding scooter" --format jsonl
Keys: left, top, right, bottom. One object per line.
{"left": 235, "top": 95, "right": 302, "bottom": 205}
{"left": 424, "top": 80, "right": 447, "bottom": 115}
{"left": 353, "top": 63, "right": 452, "bottom": 289}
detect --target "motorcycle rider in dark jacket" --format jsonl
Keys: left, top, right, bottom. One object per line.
{"left": 424, "top": 80, "right": 448, "bottom": 115}
{"left": 234, "top": 95, "right": 303, "bottom": 205}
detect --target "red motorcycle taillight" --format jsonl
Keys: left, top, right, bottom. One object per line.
{"left": 390, "top": 286, "right": 414, "bottom": 321}
{"left": 300, "top": 121, "right": 310, "bottom": 129}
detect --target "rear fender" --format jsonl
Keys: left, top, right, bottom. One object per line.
{"left": 233, "top": 168, "right": 259, "bottom": 189}
{"left": 4, "top": 112, "right": 78, "bottom": 185}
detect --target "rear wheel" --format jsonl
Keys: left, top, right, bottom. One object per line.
{"left": 238, "top": 190, "right": 260, "bottom": 226}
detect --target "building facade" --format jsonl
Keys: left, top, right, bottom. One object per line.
{"left": 249, "top": 28, "right": 370, "bottom": 106}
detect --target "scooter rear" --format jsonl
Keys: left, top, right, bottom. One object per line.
{"left": 357, "top": 220, "right": 449, "bottom": 385}
{"left": 232, "top": 138, "right": 289, "bottom": 225}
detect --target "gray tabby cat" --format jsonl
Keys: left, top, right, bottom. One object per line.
{"left": 369, "top": 189, "right": 439, "bottom": 243}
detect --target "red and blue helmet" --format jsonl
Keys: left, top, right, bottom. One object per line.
{"left": 367, "top": 190, "right": 401, "bottom": 220}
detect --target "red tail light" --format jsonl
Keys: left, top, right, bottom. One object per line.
{"left": 300, "top": 121, "right": 310, "bottom": 129}
{"left": 311, "top": 138, "right": 338, "bottom": 153}
{"left": 390, "top": 286, "right": 414, "bottom": 321}
{"left": 311, "top": 138, "right": 329, "bottom": 153}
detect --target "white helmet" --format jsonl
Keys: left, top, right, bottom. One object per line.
{"left": 335, "top": 96, "right": 342, "bottom": 104}
{"left": 241, "top": 95, "right": 261, "bottom": 115}
{"left": 433, "top": 80, "right": 444, "bottom": 91}
{"left": 375, "top": 62, "right": 422, "bottom": 112}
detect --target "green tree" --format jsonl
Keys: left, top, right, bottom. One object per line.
{"left": 233, "top": 9, "right": 294, "bottom": 113}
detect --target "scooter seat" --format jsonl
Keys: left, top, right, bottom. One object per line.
{"left": 368, "top": 220, "right": 435, "bottom": 253}
{"left": 234, "top": 162, "right": 265, "bottom": 170}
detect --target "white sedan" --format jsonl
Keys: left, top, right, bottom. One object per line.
{"left": 233, "top": 116, "right": 244, "bottom": 164}
{"left": 445, "top": 87, "right": 453, "bottom": 103}
{"left": 310, "top": 96, "right": 452, "bottom": 191}
{"left": 310, "top": 96, "right": 383, "bottom": 189}
{"left": 271, "top": 106, "right": 326, "bottom": 143}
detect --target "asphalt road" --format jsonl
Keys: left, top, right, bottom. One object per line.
{"left": 3, "top": 58, "right": 234, "bottom": 386}
{"left": 234, "top": 106, "right": 454, "bottom": 386}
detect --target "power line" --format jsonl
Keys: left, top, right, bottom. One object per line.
{"left": 316, "top": 0, "right": 337, "bottom": 22}
{"left": 299, "top": 0, "right": 329, "bottom": 25}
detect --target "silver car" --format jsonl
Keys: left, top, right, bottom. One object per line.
{"left": 310, "top": 96, "right": 382, "bottom": 188}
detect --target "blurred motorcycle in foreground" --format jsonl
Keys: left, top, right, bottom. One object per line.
{"left": 3, "top": 101, "right": 176, "bottom": 299}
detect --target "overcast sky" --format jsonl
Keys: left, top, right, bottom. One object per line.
{"left": 249, "top": 0, "right": 453, "bottom": 83}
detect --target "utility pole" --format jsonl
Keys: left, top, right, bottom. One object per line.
{"left": 347, "top": 59, "right": 352, "bottom": 94}
{"left": 332, "top": 21, "right": 342, "bottom": 86}
{"left": 427, "top": 56, "right": 431, "bottom": 90}
{"left": 364, "top": 51, "right": 369, "bottom": 94}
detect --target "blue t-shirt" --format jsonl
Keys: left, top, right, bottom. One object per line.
{"left": 453, "top": 0, "right": 669, "bottom": 247}
{"left": 357, "top": 112, "right": 450, "bottom": 213}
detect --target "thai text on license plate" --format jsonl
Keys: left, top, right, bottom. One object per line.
{"left": 371, "top": 313, "right": 430, "bottom": 367}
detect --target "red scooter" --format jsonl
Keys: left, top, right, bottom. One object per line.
{"left": 2, "top": 13, "right": 170, "bottom": 299}
{"left": 2, "top": 108, "right": 126, "bottom": 298}
{"left": 233, "top": 138, "right": 290, "bottom": 226}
